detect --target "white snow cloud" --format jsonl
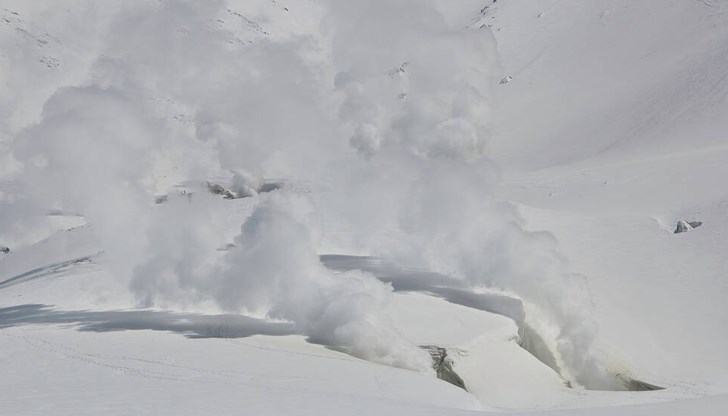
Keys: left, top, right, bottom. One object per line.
{"left": 321, "top": 0, "right": 611, "bottom": 388}
{"left": 0, "top": 0, "right": 612, "bottom": 385}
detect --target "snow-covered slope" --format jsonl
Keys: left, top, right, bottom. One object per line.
{"left": 488, "top": 0, "right": 728, "bottom": 412}
{"left": 2, "top": 0, "right": 728, "bottom": 414}
{"left": 489, "top": 0, "right": 728, "bottom": 171}
{"left": 489, "top": 0, "right": 728, "bottom": 385}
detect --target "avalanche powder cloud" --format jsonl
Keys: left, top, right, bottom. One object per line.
{"left": 1, "top": 0, "right": 611, "bottom": 386}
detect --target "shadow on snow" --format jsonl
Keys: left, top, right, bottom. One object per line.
{"left": 0, "top": 303, "right": 295, "bottom": 339}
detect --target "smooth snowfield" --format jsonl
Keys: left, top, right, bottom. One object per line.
{"left": 2, "top": 0, "right": 728, "bottom": 414}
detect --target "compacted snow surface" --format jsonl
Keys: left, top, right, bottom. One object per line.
{"left": 2, "top": 0, "right": 728, "bottom": 414}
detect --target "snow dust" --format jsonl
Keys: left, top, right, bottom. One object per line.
{"left": 1, "top": 0, "right": 617, "bottom": 388}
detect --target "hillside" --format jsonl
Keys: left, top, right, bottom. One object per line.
{"left": 2, "top": 1, "right": 728, "bottom": 414}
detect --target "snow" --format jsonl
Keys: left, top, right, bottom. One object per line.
{"left": 488, "top": 0, "right": 728, "bottom": 392}
{"left": 2, "top": 0, "right": 728, "bottom": 414}
{"left": 0, "top": 327, "right": 480, "bottom": 415}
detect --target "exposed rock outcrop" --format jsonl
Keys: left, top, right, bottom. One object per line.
{"left": 674, "top": 220, "right": 702, "bottom": 234}
{"left": 421, "top": 346, "right": 466, "bottom": 390}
